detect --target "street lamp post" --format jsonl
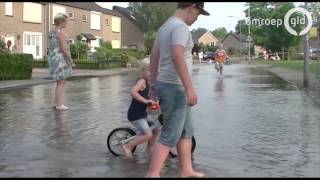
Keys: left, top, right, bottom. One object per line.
{"left": 248, "top": 2, "right": 251, "bottom": 63}
{"left": 228, "top": 16, "right": 243, "bottom": 60}
{"left": 303, "top": 2, "right": 310, "bottom": 88}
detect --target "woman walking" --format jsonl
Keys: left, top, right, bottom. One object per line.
{"left": 48, "top": 13, "right": 75, "bottom": 111}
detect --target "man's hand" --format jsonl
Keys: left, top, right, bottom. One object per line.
{"left": 186, "top": 87, "right": 197, "bottom": 106}
{"left": 149, "top": 85, "right": 158, "bottom": 100}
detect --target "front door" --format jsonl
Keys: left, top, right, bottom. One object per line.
{"left": 23, "top": 32, "right": 42, "bottom": 59}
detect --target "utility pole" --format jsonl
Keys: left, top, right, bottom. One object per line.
{"left": 247, "top": 2, "right": 252, "bottom": 63}
{"left": 303, "top": 2, "right": 310, "bottom": 88}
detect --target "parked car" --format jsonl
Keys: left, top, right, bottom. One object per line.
{"left": 310, "top": 48, "right": 320, "bottom": 60}
{"left": 87, "top": 51, "right": 95, "bottom": 60}
{"left": 296, "top": 49, "right": 320, "bottom": 60}
{"left": 204, "top": 52, "right": 215, "bottom": 61}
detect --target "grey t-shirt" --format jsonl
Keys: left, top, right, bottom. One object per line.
{"left": 156, "top": 16, "right": 194, "bottom": 85}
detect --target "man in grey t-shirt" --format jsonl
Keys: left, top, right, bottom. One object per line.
{"left": 148, "top": 2, "right": 210, "bottom": 178}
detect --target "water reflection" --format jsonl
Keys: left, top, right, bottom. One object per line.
{"left": 47, "top": 112, "right": 75, "bottom": 152}
{"left": 214, "top": 79, "right": 224, "bottom": 94}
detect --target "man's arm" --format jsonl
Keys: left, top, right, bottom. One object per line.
{"left": 150, "top": 38, "right": 160, "bottom": 88}
{"left": 170, "top": 25, "right": 197, "bottom": 106}
{"left": 171, "top": 45, "right": 197, "bottom": 106}
{"left": 171, "top": 45, "right": 193, "bottom": 91}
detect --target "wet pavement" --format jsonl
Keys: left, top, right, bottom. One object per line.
{"left": 0, "top": 64, "right": 319, "bottom": 177}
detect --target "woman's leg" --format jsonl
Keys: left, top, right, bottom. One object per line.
{"left": 55, "top": 80, "right": 64, "bottom": 107}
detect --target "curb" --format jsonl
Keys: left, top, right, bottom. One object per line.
{"left": 0, "top": 68, "right": 138, "bottom": 92}
{"left": 258, "top": 66, "right": 320, "bottom": 106}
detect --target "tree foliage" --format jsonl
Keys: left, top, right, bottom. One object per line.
{"left": 128, "top": 2, "right": 177, "bottom": 33}
{"left": 235, "top": 2, "right": 304, "bottom": 51}
{"left": 211, "top": 27, "right": 228, "bottom": 40}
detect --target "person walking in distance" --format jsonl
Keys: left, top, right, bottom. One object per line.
{"left": 148, "top": 2, "right": 210, "bottom": 177}
{"left": 198, "top": 50, "right": 203, "bottom": 64}
{"left": 214, "top": 43, "right": 228, "bottom": 76}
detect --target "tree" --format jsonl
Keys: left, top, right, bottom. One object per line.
{"left": 240, "top": 2, "right": 304, "bottom": 51}
{"left": 235, "top": 19, "right": 248, "bottom": 35}
{"left": 128, "top": 2, "right": 177, "bottom": 33}
{"left": 70, "top": 34, "right": 88, "bottom": 60}
{"left": 191, "top": 27, "right": 208, "bottom": 33}
{"left": 212, "top": 27, "right": 228, "bottom": 40}
{"left": 0, "top": 39, "right": 7, "bottom": 53}
{"left": 306, "top": 2, "right": 320, "bottom": 27}
{"left": 144, "top": 31, "right": 156, "bottom": 55}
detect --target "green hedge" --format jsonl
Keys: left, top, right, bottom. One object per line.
{"left": 0, "top": 53, "right": 33, "bottom": 80}
{"left": 75, "top": 59, "right": 125, "bottom": 69}
{"left": 33, "top": 58, "right": 126, "bottom": 69}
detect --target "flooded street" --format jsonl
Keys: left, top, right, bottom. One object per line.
{"left": 0, "top": 64, "right": 319, "bottom": 177}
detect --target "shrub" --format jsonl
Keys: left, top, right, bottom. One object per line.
{"left": 227, "top": 47, "right": 237, "bottom": 56}
{"left": 0, "top": 53, "right": 33, "bottom": 80}
{"left": 144, "top": 31, "right": 156, "bottom": 55}
{"left": 70, "top": 41, "right": 88, "bottom": 60}
{"left": 95, "top": 40, "right": 146, "bottom": 62}
{"left": 0, "top": 39, "right": 8, "bottom": 53}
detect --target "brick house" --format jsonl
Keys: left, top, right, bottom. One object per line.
{"left": 0, "top": 2, "right": 46, "bottom": 59}
{"left": 221, "top": 32, "right": 252, "bottom": 51}
{"left": 191, "top": 29, "right": 219, "bottom": 54}
{"left": 0, "top": 2, "right": 123, "bottom": 59}
{"left": 192, "top": 29, "right": 219, "bottom": 47}
{"left": 113, "top": 6, "right": 144, "bottom": 50}
{"left": 54, "top": 2, "right": 122, "bottom": 51}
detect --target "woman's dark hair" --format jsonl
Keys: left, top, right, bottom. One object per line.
{"left": 177, "top": 3, "right": 194, "bottom": 9}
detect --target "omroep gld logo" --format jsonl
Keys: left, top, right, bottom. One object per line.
{"left": 284, "top": 7, "right": 313, "bottom": 36}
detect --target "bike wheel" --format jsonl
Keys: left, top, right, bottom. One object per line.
{"left": 169, "top": 136, "right": 196, "bottom": 158}
{"left": 107, "top": 127, "right": 137, "bottom": 156}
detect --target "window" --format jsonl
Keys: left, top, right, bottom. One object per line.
{"left": 5, "top": 2, "right": 13, "bottom": 16}
{"left": 35, "top": 36, "right": 39, "bottom": 46}
{"left": 82, "top": 15, "right": 87, "bottom": 22}
{"left": 27, "top": 35, "right": 31, "bottom": 45}
{"left": 23, "top": 2, "right": 42, "bottom": 23}
{"left": 36, "top": 46, "right": 40, "bottom": 56}
{"left": 24, "top": 34, "right": 32, "bottom": 45}
{"left": 105, "top": 19, "right": 109, "bottom": 26}
{"left": 111, "top": 16, "right": 121, "bottom": 32}
{"left": 210, "top": 41, "right": 215, "bottom": 46}
{"left": 90, "top": 12, "right": 101, "bottom": 30}
{"left": 68, "top": 12, "right": 74, "bottom": 19}
{"left": 32, "top": 36, "right": 35, "bottom": 45}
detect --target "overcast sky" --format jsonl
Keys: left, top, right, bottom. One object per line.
{"left": 97, "top": 2, "right": 305, "bottom": 32}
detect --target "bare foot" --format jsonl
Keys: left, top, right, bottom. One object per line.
{"left": 122, "top": 145, "right": 134, "bottom": 159}
{"left": 180, "top": 170, "right": 205, "bottom": 178}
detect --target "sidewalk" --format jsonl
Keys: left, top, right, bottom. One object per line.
{"left": 0, "top": 68, "right": 138, "bottom": 91}
{"left": 260, "top": 66, "right": 320, "bottom": 106}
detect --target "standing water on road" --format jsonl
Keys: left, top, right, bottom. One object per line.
{"left": 0, "top": 64, "right": 319, "bottom": 177}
